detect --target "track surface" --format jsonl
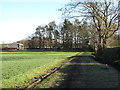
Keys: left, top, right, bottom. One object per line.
{"left": 56, "top": 52, "right": 120, "bottom": 88}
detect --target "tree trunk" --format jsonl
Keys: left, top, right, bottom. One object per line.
{"left": 97, "top": 30, "right": 102, "bottom": 51}
{"left": 103, "top": 38, "right": 107, "bottom": 49}
{"left": 39, "top": 37, "right": 41, "bottom": 49}
{"left": 96, "top": 30, "right": 103, "bottom": 59}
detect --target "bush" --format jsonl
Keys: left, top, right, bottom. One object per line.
{"left": 95, "top": 47, "right": 120, "bottom": 70}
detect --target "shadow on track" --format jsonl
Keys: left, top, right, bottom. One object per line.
{"left": 54, "top": 52, "right": 119, "bottom": 88}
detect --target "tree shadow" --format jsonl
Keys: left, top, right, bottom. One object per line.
{"left": 52, "top": 53, "right": 120, "bottom": 88}
{"left": 53, "top": 54, "right": 101, "bottom": 88}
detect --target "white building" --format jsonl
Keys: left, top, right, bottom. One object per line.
{"left": 7, "top": 43, "right": 24, "bottom": 50}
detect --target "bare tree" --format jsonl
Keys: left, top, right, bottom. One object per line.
{"left": 60, "top": 0, "right": 119, "bottom": 51}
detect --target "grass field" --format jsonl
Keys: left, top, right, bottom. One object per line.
{"left": 1, "top": 50, "right": 78, "bottom": 88}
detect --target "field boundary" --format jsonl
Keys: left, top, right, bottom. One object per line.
{"left": 25, "top": 64, "right": 63, "bottom": 89}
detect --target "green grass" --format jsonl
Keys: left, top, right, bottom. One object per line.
{"left": 1, "top": 50, "right": 78, "bottom": 88}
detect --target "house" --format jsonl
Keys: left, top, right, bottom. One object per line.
{"left": 0, "top": 43, "right": 24, "bottom": 50}
{"left": 7, "top": 43, "right": 24, "bottom": 50}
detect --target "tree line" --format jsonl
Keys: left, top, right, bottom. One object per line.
{"left": 25, "top": 19, "right": 92, "bottom": 50}
{"left": 18, "top": 0, "right": 120, "bottom": 51}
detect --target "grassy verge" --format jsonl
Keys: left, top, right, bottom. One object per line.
{"left": 2, "top": 51, "right": 79, "bottom": 88}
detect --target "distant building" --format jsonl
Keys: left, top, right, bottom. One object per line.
{"left": 0, "top": 43, "right": 24, "bottom": 50}
{"left": 7, "top": 43, "right": 24, "bottom": 50}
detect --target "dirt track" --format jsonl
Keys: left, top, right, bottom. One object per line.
{"left": 55, "top": 52, "right": 120, "bottom": 88}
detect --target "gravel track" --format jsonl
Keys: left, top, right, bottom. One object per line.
{"left": 57, "top": 52, "right": 120, "bottom": 88}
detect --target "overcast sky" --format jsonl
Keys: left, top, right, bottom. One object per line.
{"left": 0, "top": 0, "right": 69, "bottom": 44}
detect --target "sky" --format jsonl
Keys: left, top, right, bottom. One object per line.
{"left": 0, "top": 0, "right": 119, "bottom": 44}
{"left": 0, "top": 0, "right": 69, "bottom": 44}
